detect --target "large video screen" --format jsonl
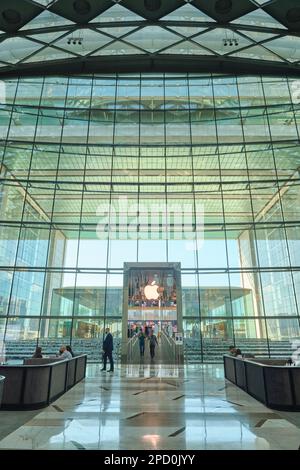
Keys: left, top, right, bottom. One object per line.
{"left": 128, "top": 268, "right": 177, "bottom": 333}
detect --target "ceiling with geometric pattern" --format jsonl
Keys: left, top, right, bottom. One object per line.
{"left": 1, "top": 0, "right": 300, "bottom": 77}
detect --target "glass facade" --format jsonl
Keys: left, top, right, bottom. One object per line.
{"left": 1, "top": 73, "right": 300, "bottom": 362}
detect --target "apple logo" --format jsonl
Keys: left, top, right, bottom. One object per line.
{"left": 144, "top": 281, "right": 160, "bottom": 300}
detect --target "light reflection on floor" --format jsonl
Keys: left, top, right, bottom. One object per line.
{"left": 0, "top": 363, "right": 299, "bottom": 450}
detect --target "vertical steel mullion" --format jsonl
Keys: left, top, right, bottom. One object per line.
{"left": 163, "top": 75, "right": 170, "bottom": 352}
{"left": 27, "top": 76, "right": 60, "bottom": 350}
{"left": 70, "top": 77, "right": 94, "bottom": 350}
{"left": 137, "top": 75, "right": 141, "bottom": 262}
{"left": 57, "top": 78, "right": 81, "bottom": 348}
{"left": 163, "top": 74, "right": 168, "bottom": 263}
{"left": 237, "top": 76, "right": 270, "bottom": 357}
{"left": 187, "top": 73, "right": 204, "bottom": 363}
{"left": 1, "top": 78, "right": 20, "bottom": 344}
{"left": 281, "top": 78, "right": 300, "bottom": 330}
{"left": 36, "top": 81, "right": 69, "bottom": 346}
{"left": 103, "top": 75, "right": 118, "bottom": 339}
{"left": 211, "top": 76, "right": 236, "bottom": 349}
{"left": 37, "top": 78, "right": 69, "bottom": 345}
{"left": 4, "top": 79, "right": 43, "bottom": 350}
{"left": 261, "top": 76, "right": 300, "bottom": 350}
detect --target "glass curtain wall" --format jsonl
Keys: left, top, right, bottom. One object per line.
{"left": 0, "top": 74, "right": 300, "bottom": 362}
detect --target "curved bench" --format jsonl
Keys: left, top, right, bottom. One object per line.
{"left": 0, "top": 354, "right": 87, "bottom": 410}
{"left": 224, "top": 355, "right": 300, "bottom": 411}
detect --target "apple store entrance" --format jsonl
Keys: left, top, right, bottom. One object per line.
{"left": 122, "top": 263, "right": 183, "bottom": 364}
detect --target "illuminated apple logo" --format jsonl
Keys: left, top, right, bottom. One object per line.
{"left": 144, "top": 281, "right": 160, "bottom": 300}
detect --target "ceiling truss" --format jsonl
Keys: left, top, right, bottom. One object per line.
{"left": 0, "top": 1, "right": 300, "bottom": 76}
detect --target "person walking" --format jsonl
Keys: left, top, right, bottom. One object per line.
{"left": 149, "top": 332, "right": 158, "bottom": 360}
{"left": 138, "top": 328, "right": 145, "bottom": 357}
{"left": 101, "top": 327, "right": 114, "bottom": 372}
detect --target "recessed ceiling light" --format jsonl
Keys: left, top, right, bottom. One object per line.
{"left": 2, "top": 9, "right": 21, "bottom": 24}
{"left": 215, "top": 0, "right": 232, "bottom": 15}
{"left": 144, "top": 0, "right": 162, "bottom": 12}
{"left": 73, "top": 0, "right": 91, "bottom": 15}
{"left": 286, "top": 8, "right": 300, "bottom": 23}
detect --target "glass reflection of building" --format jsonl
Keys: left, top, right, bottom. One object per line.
{"left": 1, "top": 74, "right": 300, "bottom": 362}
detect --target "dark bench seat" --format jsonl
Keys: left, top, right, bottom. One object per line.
{"left": 224, "top": 355, "right": 300, "bottom": 411}
{"left": 0, "top": 354, "right": 87, "bottom": 410}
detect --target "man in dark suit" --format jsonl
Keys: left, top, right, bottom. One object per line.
{"left": 101, "top": 327, "right": 114, "bottom": 372}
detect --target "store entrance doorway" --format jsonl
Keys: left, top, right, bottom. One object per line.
{"left": 122, "top": 262, "right": 183, "bottom": 364}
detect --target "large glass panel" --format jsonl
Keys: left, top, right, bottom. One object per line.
{"left": 72, "top": 317, "right": 103, "bottom": 361}
{"left": 0, "top": 74, "right": 300, "bottom": 363}
{"left": 201, "top": 318, "right": 234, "bottom": 362}
{"left": 266, "top": 318, "right": 300, "bottom": 357}
{"left": 200, "top": 287, "right": 233, "bottom": 317}
{"left": 5, "top": 317, "right": 40, "bottom": 361}
{"left": 233, "top": 319, "right": 269, "bottom": 357}
{"left": 8, "top": 271, "right": 45, "bottom": 316}
{"left": 0, "top": 271, "right": 13, "bottom": 316}
{"left": 261, "top": 271, "right": 298, "bottom": 317}
{"left": 38, "top": 318, "right": 72, "bottom": 356}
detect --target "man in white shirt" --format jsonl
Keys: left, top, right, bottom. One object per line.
{"left": 58, "top": 345, "right": 72, "bottom": 360}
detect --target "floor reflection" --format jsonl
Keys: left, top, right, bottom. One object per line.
{"left": 0, "top": 363, "right": 300, "bottom": 450}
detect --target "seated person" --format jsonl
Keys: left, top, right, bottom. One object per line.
{"left": 228, "top": 345, "right": 243, "bottom": 357}
{"left": 32, "top": 346, "right": 43, "bottom": 358}
{"left": 58, "top": 345, "right": 72, "bottom": 360}
{"left": 66, "top": 345, "right": 75, "bottom": 357}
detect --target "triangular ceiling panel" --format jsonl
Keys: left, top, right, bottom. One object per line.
{"left": 23, "top": 46, "right": 78, "bottom": 63}
{"left": 262, "top": 35, "right": 300, "bottom": 62}
{"left": 242, "top": 30, "right": 279, "bottom": 42}
{"left": 161, "top": 3, "right": 215, "bottom": 22}
{"left": 20, "top": 10, "right": 74, "bottom": 31}
{"left": 168, "top": 26, "right": 207, "bottom": 38}
{"left": 231, "top": 7, "right": 287, "bottom": 29}
{"left": 0, "top": 37, "right": 44, "bottom": 64}
{"left": 28, "top": 31, "right": 69, "bottom": 46}
{"left": 53, "top": 29, "right": 113, "bottom": 55}
{"left": 230, "top": 44, "right": 285, "bottom": 62}
{"left": 91, "top": 41, "right": 144, "bottom": 56}
{"left": 192, "top": 28, "right": 252, "bottom": 55}
{"left": 90, "top": 4, "right": 144, "bottom": 23}
{"left": 254, "top": 1, "right": 272, "bottom": 4}
{"left": 160, "top": 40, "right": 214, "bottom": 55}
{"left": 125, "top": 26, "right": 181, "bottom": 53}
{"left": 31, "top": 1, "right": 54, "bottom": 5}
{"left": 96, "top": 26, "right": 137, "bottom": 38}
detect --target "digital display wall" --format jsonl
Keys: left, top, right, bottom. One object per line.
{"left": 128, "top": 269, "right": 177, "bottom": 325}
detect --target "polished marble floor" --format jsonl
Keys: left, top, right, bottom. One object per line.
{"left": 0, "top": 363, "right": 300, "bottom": 450}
